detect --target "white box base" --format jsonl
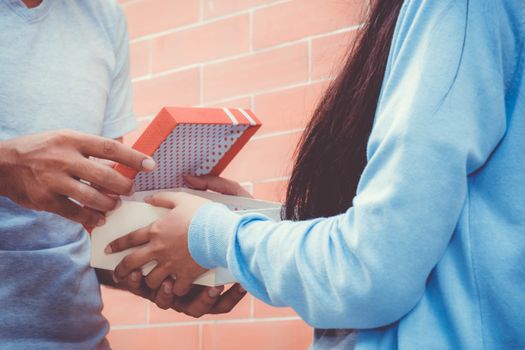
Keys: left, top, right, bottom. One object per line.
{"left": 90, "top": 189, "right": 281, "bottom": 287}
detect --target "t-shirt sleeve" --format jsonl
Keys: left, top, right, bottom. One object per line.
{"left": 101, "top": 6, "right": 137, "bottom": 139}
{"left": 187, "top": 0, "right": 511, "bottom": 329}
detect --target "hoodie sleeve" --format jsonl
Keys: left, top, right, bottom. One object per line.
{"left": 188, "top": 0, "right": 509, "bottom": 329}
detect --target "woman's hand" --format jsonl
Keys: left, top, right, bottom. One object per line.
{"left": 108, "top": 191, "right": 210, "bottom": 295}
{"left": 183, "top": 174, "right": 252, "bottom": 198}
{"left": 107, "top": 175, "right": 252, "bottom": 316}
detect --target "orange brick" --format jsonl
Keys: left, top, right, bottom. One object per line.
{"left": 101, "top": 287, "right": 149, "bottom": 326}
{"left": 254, "top": 82, "right": 328, "bottom": 135}
{"left": 152, "top": 15, "right": 250, "bottom": 73}
{"left": 149, "top": 289, "right": 251, "bottom": 323}
{"left": 123, "top": 118, "right": 150, "bottom": 145}
{"left": 204, "top": 96, "right": 252, "bottom": 109}
{"left": 108, "top": 325, "right": 199, "bottom": 350}
{"left": 130, "top": 41, "right": 150, "bottom": 79}
{"left": 123, "top": 0, "right": 200, "bottom": 40}
{"left": 222, "top": 131, "right": 302, "bottom": 182}
{"left": 252, "top": 180, "right": 288, "bottom": 203}
{"left": 253, "top": 0, "right": 365, "bottom": 49}
{"left": 203, "top": 43, "right": 308, "bottom": 103}
{"left": 203, "top": 0, "right": 276, "bottom": 19}
{"left": 202, "top": 320, "right": 312, "bottom": 350}
{"left": 311, "top": 31, "right": 357, "bottom": 80}
{"left": 252, "top": 298, "right": 299, "bottom": 318}
{"left": 132, "top": 68, "right": 200, "bottom": 117}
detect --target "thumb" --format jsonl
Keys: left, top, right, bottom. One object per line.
{"left": 144, "top": 192, "right": 181, "bottom": 209}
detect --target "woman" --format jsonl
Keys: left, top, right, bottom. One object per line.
{"left": 109, "top": 0, "right": 525, "bottom": 348}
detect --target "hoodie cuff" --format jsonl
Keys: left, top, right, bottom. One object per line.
{"left": 188, "top": 202, "right": 241, "bottom": 269}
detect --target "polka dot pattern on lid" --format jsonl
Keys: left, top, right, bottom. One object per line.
{"left": 134, "top": 123, "right": 249, "bottom": 191}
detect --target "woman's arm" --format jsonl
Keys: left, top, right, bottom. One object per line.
{"left": 109, "top": 0, "right": 513, "bottom": 328}
{"left": 187, "top": 0, "right": 510, "bottom": 329}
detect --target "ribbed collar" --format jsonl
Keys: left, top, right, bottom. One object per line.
{"left": 6, "top": 0, "right": 53, "bottom": 23}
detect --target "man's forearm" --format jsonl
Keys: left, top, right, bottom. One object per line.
{"left": 0, "top": 139, "right": 17, "bottom": 199}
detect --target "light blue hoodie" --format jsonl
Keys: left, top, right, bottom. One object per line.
{"left": 189, "top": 0, "right": 525, "bottom": 349}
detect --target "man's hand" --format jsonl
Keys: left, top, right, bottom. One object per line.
{"left": 0, "top": 129, "right": 155, "bottom": 227}
{"left": 98, "top": 268, "right": 248, "bottom": 319}
{"left": 153, "top": 279, "right": 247, "bottom": 317}
{"left": 108, "top": 175, "right": 251, "bottom": 315}
{"left": 107, "top": 175, "right": 252, "bottom": 295}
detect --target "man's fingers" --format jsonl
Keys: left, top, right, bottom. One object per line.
{"left": 114, "top": 248, "right": 153, "bottom": 280}
{"left": 58, "top": 178, "right": 118, "bottom": 213}
{"left": 184, "top": 175, "right": 252, "bottom": 198}
{"left": 145, "top": 266, "right": 171, "bottom": 289}
{"left": 209, "top": 284, "right": 247, "bottom": 314}
{"left": 72, "top": 158, "right": 134, "bottom": 196}
{"left": 106, "top": 225, "right": 150, "bottom": 254}
{"left": 176, "top": 286, "right": 225, "bottom": 318}
{"left": 172, "top": 276, "right": 194, "bottom": 297}
{"left": 124, "top": 270, "right": 143, "bottom": 291}
{"left": 51, "top": 196, "right": 104, "bottom": 227}
{"left": 74, "top": 133, "right": 155, "bottom": 172}
{"left": 153, "top": 279, "right": 175, "bottom": 310}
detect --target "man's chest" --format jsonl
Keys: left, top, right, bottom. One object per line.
{"left": 0, "top": 13, "right": 115, "bottom": 139}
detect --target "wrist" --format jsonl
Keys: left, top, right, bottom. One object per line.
{"left": 188, "top": 202, "right": 240, "bottom": 269}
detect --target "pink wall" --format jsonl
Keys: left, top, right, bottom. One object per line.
{"left": 105, "top": 0, "right": 366, "bottom": 348}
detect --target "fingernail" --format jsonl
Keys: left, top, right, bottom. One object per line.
{"left": 129, "top": 182, "right": 136, "bottom": 196}
{"left": 114, "top": 199, "right": 122, "bottom": 210}
{"left": 163, "top": 283, "right": 172, "bottom": 294}
{"left": 104, "top": 245, "right": 112, "bottom": 254}
{"left": 131, "top": 271, "right": 140, "bottom": 282}
{"left": 96, "top": 217, "right": 106, "bottom": 227}
{"left": 112, "top": 274, "right": 119, "bottom": 284}
{"left": 208, "top": 287, "right": 221, "bottom": 298}
{"left": 238, "top": 285, "right": 246, "bottom": 294}
{"left": 142, "top": 158, "right": 156, "bottom": 171}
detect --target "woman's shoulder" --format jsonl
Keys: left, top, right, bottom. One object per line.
{"left": 396, "top": 0, "right": 524, "bottom": 58}
{"left": 402, "top": 0, "right": 524, "bottom": 38}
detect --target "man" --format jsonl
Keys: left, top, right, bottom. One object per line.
{"left": 1, "top": 1, "right": 247, "bottom": 347}
{"left": 0, "top": 0, "right": 156, "bottom": 348}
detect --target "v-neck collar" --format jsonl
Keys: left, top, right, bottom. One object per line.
{"left": 6, "top": 0, "right": 53, "bottom": 23}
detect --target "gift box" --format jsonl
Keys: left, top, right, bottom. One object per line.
{"left": 90, "top": 107, "right": 282, "bottom": 286}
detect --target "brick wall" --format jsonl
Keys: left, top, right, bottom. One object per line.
{"left": 105, "top": 0, "right": 367, "bottom": 348}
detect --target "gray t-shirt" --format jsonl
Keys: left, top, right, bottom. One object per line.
{"left": 0, "top": 0, "right": 137, "bottom": 348}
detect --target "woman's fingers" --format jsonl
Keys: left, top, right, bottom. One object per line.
{"left": 209, "top": 284, "right": 247, "bottom": 314}
{"left": 143, "top": 192, "right": 181, "bottom": 209}
{"left": 184, "top": 175, "right": 252, "bottom": 198}
{"left": 153, "top": 279, "right": 175, "bottom": 310}
{"left": 114, "top": 247, "right": 154, "bottom": 280}
{"left": 105, "top": 225, "right": 150, "bottom": 254}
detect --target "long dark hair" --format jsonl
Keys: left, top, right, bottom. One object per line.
{"left": 285, "top": 1, "right": 404, "bottom": 221}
